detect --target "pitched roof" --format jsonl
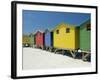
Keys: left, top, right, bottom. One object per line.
{"left": 52, "top": 19, "right": 90, "bottom": 31}
{"left": 35, "top": 30, "right": 44, "bottom": 34}
{"left": 51, "top": 22, "right": 76, "bottom": 31}
{"left": 77, "top": 19, "right": 90, "bottom": 27}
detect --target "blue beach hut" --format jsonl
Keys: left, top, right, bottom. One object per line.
{"left": 44, "top": 29, "right": 53, "bottom": 51}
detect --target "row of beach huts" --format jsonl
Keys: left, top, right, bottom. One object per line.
{"left": 23, "top": 19, "right": 91, "bottom": 61}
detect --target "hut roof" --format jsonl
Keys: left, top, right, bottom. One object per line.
{"left": 52, "top": 19, "right": 90, "bottom": 31}
{"left": 35, "top": 30, "right": 44, "bottom": 34}
{"left": 52, "top": 22, "right": 76, "bottom": 31}
{"left": 77, "top": 19, "right": 90, "bottom": 27}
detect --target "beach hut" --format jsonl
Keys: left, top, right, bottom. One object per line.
{"left": 79, "top": 19, "right": 91, "bottom": 60}
{"left": 79, "top": 19, "right": 91, "bottom": 52}
{"left": 53, "top": 23, "right": 79, "bottom": 50}
{"left": 34, "top": 34, "right": 36, "bottom": 47}
{"left": 44, "top": 29, "right": 53, "bottom": 51}
{"left": 52, "top": 23, "right": 79, "bottom": 57}
{"left": 22, "top": 35, "right": 31, "bottom": 47}
{"left": 35, "top": 31, "right": 45, "bottom": 49}
{"left": 29, "top": 33, "right": 35, "bottom": 47}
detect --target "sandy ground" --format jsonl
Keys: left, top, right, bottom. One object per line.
{"left": 23, "top": 48, "right": 91, "bottom": 70}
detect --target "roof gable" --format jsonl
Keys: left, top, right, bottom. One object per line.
{"left": 52, "top": 22, "right": 76, "bottom": 31}
{"left": 35, "top": 30, "right": 44, "bottom": 34}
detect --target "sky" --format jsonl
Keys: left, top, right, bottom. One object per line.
{"left": 22, "top": 10, "right": 90, "bottom": 34}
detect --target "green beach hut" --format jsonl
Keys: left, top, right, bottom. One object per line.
{"left": 29, "top": 33, "right": 35, "bottom": 47}
{"left": 79, "top": 19, "right": 91, "bottom": 52}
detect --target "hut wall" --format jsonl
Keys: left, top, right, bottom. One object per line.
{"left": 23, "top": 36, "right": 30, "bottom": 45}
{"left": 34, "top": 34, "right": 36, "bottom": 45}
{"left": 45, "top": 32, "right": 53, "bottom": 47}
{"left": 35, "top": 32, "right": 44, "bottom": 48}
{"left": 75, "top": 27, "right": 79, "bottom": 49}
{"left": 29, "top": 35, "right": 34, "bottom": 47}
{"left": 53, "top": 23, "right": 78, "bottom": 50}
{"left": 45, "top": 32, "right": 51, "bottom": 47}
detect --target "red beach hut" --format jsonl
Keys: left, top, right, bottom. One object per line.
{"left": 35, "top": 31, "right": 45, "bottom": 49}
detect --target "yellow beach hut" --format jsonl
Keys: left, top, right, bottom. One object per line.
{"left": 53, "top": 23, "right": 79, "bottom": 50}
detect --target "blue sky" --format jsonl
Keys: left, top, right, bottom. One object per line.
{"left": 22, "top": 10, "right": 90, "bottom": 34}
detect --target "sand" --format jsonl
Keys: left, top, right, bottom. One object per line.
{"left": 23, "top": 48, "right": 91, "bottom": 70}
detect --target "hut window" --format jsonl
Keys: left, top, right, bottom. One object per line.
{"left": 56, "top": 30, "right": 59, "bottom": 34}
{"left": 66, "top": 28, "right": 70, "bottom": 33}
{"left": 87, "top": 24, "right": 91, "bottom": 31}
